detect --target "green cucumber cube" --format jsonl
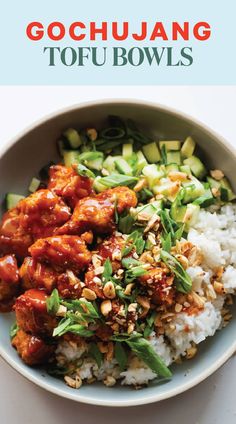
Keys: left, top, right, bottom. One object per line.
{"left": 142, "top": 142, "right": 161, "bottom": 163}
{"left": 183, "top": 155, "right": 206, "bottom": 179}
{"left": 181, "top": 136, "right": 196, "bottom": 158}
{"left": 159, "top": 140, "right": 181, "bottom": 151}
{"left": 166, "top": 151, "right": 181, "bottom": 165}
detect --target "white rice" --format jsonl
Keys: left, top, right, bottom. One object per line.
{"left": 56, "top": 204, "right": 236, "bottom": 387}
{"left": 188, "top": 204, "right": 236, "bottom": 269}
{"left": 165, "top": 302, "right": 222, "bottom": 359}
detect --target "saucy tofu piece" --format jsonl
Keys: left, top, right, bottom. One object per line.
{"left": 12, "top": 329, "right": 54, "bottom": 366}
{"left": 20, "top": 257, "right": 59, "bottom": 293}
{"left": 140, "top": 268, "right": 175, "bottom": 306}
{"left": 48, "top": 165, "right": 94, "bottom": 208}
{"left": 0, "top": 190, "right": 71, "bottom": 259}
{"left": 18, "top": 189, "right": 71, "bottom": 239}
{"left": 14, "top": 289, "right": 56, "bottom": 335}
{"left": 29, "top": 235, "right": 92, "bottom": 273}
{"left": 0, "top": 255, "right": 19, "bottom": 311}
{"left": 0, "top": 208, "right": 33, "bottom": 260}
{"left": 57, "top": 186, "right": 137, "bottom": 235}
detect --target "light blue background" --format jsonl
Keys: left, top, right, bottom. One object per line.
{"left": 1, "top": 0, "right": 235, "bottom": 85}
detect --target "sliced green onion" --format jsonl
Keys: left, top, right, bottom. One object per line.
{"left": 111, "top": 333, "right": 172, "bottom": 378}
{"left": 10, "top": 322, "right": 19, "bottom": 339}
{"left": 79, "top": 151, "right": 103, "bottom": 162}
{"left": 121, "top": 257, "right": 142, "bottom": 269}
{"left": 126, "top": 337, "right": 172, "bottom": 378}
{"left": 76, "top": 164, "right": 95, "bottom": 179}
{"left": 114, "top": 342, "right": 128, "bottom": 371}
{"left": 125, "top": 265, "right": 147, "bottom": 283}
{"left": 102, "top": 258, "right": 113, "bottom": 283}
{"left": 118, "top": 213, "right": 135, "bottom": 234}
{"left": 160, "top": 145, "right": 167, "bottom": 165}
{"left": 46, "top": 289, "right": 60, "bottom": 315}
{"left": 100, "top": 127, "right": 126, "bottom": 140}
{"left": 160, "top": 250, "right": 192, "bottom": 294}
{"left": 98, "top": 174, "right": 138, "bottom": 188}
{"left": 89, "top": 343, "right": 103, "bottom": 367}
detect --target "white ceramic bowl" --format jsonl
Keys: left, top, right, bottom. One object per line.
{"left": 0, "top": 99, "right": 235, "bottom": 406}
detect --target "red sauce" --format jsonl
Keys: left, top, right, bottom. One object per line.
{"left": 0, "top": 255, "right": 19, "bottom": 283}
{"left": 18, "top": 289, "right": 48, "bottom": 312}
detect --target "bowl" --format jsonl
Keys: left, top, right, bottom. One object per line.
{"left": 0, "top": 99, "right": 235, "bottom": 407}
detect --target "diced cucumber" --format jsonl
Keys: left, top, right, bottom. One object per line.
{"left": 182, "top": 177, "right": 205, "bottom": 203}
{"left": 86, "top": 157, "right": 103, "bottom": 171}
{"left": 193, "top": 187, "right": 215, "bottom": 207}
{"left": 220, "top": 177, "right": 235, "bottom": 192}
{"left": 159, "top": 140, "right": 181, "bottom": 151}
{"left": 28, "top": 178, "right": 41, "bottom": 193}
{"left": 183, "top": 204, "right": 200, "bottom": 227}
{"left": 103, "top": 155, "right": 122, "bottom": 173}
{"left": 207, "top": 176, "right": 220, "bottom": 190}
{"left": 170, "top": 197, "right": 187, "bottom": 222}
{"left": 166, "top": 151, "right": 181, "bottom": 165}
{"left": 150, "top": 200, "right": 163, "bottom": 210}
{"left": 152, "top": 179, "right": 181, "bottom": 202}
{"left": 63, "top": 150, "right": 80, "bottom": 167}
{"left": 142, "top": 142, "right": 161, "bottom": 163}
{"left": 206, "top": 175, "right": 236, "bottom": 200}
{"left": 63, "top": 128, "right": 82, "bottom": 149}
{"left": 132, "top": 200, "right": 163, "bottom": 219}
{"left": 142, "top": 164, "right": 164, "bottom": 187}
{"left": 165, "top": 163, "right": 179, "bottom": 174}
{"left": 181, "top": 136, "right": 196, "bottom": 158}
{"left": 220, "top": 181, "right": 236, "bottom": 201}
{"left": 220, "top": 187, "right": 229, "bottom": 202}
{"left": 225, "top": 191, "right": 236, "bottom": 202}
{"left": 135, "top": 150, "right": 148, "bottom": 173}
{"left": 5, "top": 193, "right": 25, "bottom": 210}
{"left": 115, "top": 158, "right": 133, "bottom": 175}
{"left": 122, "top": 143, "right": 133, "bottom": 160}
{"left": 180, "top": 165, "right": 192, "bottom": 176}
{"left": 183, "top": 155, "right": 206, "bottom": 179}
{"left": 93, "top": 176, "right": 108, "bottom": 193}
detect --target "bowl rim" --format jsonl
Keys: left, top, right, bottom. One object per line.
{"left": 0, "top": 98, "right": 236, "bottom": 407}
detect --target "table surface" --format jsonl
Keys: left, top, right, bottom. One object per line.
{"left": 0, "top": 86, "right": 236, "bottom": 424}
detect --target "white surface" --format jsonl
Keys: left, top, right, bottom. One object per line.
{"left": 0, "top": 86, "right": 236, "bottom": 423}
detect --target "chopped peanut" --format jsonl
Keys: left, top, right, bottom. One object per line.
{"left": 64, "top": 375, "right": 82, "bottom": 389}
{"left": 191, "top": 292, "right": 205, "bottom": 308}
{"left": 103, "top": 376, "right": 116, "bottom": 387}
{"left": 100, "top": 300, "right": 112, "bottom": 316}
{"left": 124, "top": 283, "right": 134, "bottom": 296}
{"left": 175, "top": 254, "right": 189, "bottom": 269}
{"left": 82, "top": 288, "right": 97, "bottom": 301}
{"left": 86, "top": 128, "right": 98, "bottom": 141}
{"left": 186, "top": 345, "right": 197, "bottom": 359}
{"left": 213, "top": 281, "right": 225, "bottom": 295}
{"left": 103, "top": 282, "right": 116, "bottom": 299}
{"left": 168, "top": 171, "right": 188, "bottom": 182}
{"left": 133, "top": 178, "right": 147, "bottom": 192}
{"left": 175, "top": 303, "right": 183, "bottom": 313}
{"left": 210, "top": 169, "right": 224, "bottom": 181}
